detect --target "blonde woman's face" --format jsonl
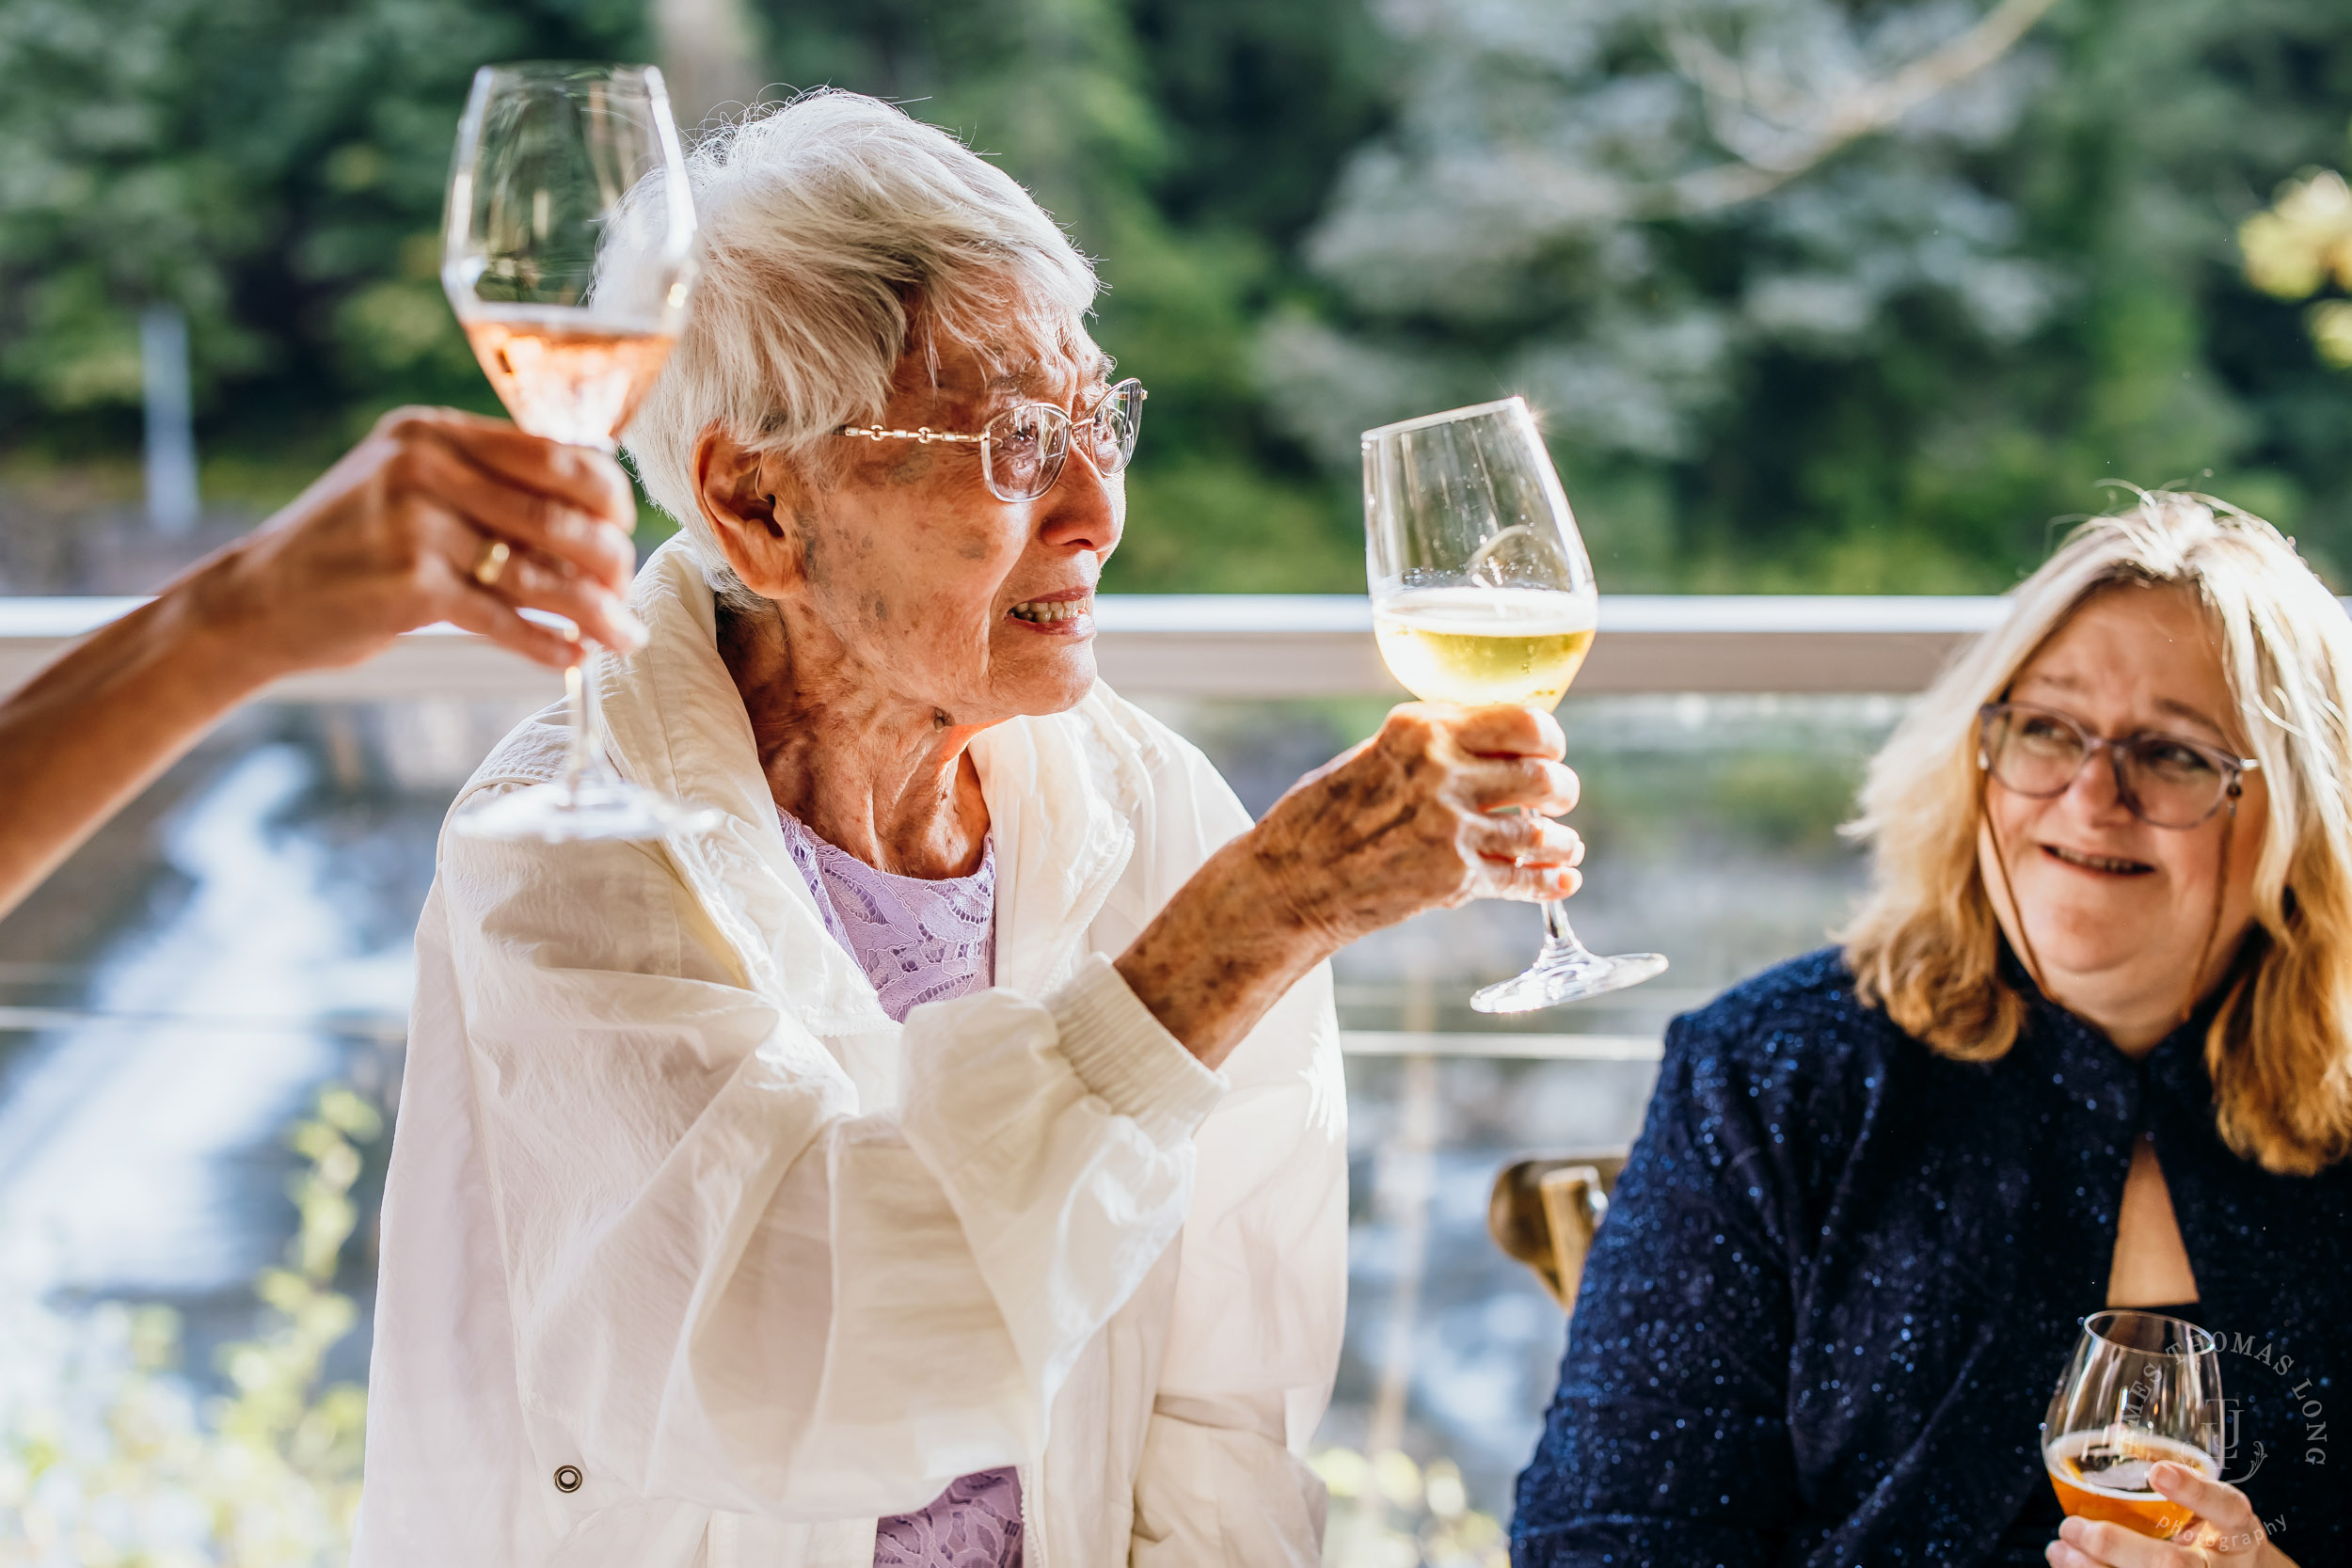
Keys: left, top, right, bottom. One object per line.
{"left": 1980, "top": 585, "right": 2268, "bottom": 1046}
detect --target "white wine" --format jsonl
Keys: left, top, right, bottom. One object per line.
{"left": 461, "top": 306, "right": 677, "bottom": 449}
{"left": 1375, "top": 587, "right": 1598, "bottom": 708}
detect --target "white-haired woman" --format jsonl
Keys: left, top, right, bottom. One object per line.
{"left": 1513, "top": 493, "right": 2352, "bottom": 1568}
{"left": 356, "top": 92, "right": 1586, "bottom": 1568}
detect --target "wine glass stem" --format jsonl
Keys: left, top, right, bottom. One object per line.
{"left": 563, "top": 645, "right": 611, "bottom": 799}
{"left": 1541, "top": 895, "right": 1597, "bottom": 956}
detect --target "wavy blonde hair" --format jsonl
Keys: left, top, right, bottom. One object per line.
{"left": 1842, "top": 491, "right": 2352, "bottom": 1175}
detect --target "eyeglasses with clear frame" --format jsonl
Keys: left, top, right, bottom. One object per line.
{"left": 1977, "top": 702, "right": 2260, "bottom": 829}
{"left": 834, "top": 378, "right": 1147, "bottom": 502}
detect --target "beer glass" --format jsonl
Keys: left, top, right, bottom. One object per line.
{"left": 2042, "top": 1309, "right": 2226, "bottom": 1540}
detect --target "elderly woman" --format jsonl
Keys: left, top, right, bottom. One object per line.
{"left": 356, "top": 92, "right": 1584, "bottom": 1568}
{"left": 1512, "top": 493, "right": 2352, "bottom": 1568}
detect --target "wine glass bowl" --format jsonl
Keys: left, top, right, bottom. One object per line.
{"left": 1362, "top": 397, "right": 1666, "bottom": 1012}
{"left": 441, "top": 61, "right": 714, "bottom": 843}
{"left": 2042, "top": 1309, "right": 2226, "bottom": 1541}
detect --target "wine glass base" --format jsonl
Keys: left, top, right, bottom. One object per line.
{"left": 451, "top": 777, "right": 723, "bottom": 844}
{"left": 1470, "top": 943, "right": 1668, "bottom": 1014}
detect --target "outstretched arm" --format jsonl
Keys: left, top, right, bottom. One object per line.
{"left": 0, "top": 407, "right": 643, "bottom": 919}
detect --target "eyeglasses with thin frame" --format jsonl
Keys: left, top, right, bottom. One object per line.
{"left": 1977, "top": 702, "right": 2260, "bottom": 829}
{"left": 834, "top": 378, "right": 1147, "bottom": 502}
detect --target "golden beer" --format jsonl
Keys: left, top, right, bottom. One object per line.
{"left": 1375, "top": 587, "right": 1598, "bottom": 708}
{"left": 2043, "top": 1429, "right": 2217, "bottom": 1539}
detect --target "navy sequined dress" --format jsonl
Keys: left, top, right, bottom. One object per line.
{"left": 1512, "top": 949, "right": 2352, "bottom": 1568}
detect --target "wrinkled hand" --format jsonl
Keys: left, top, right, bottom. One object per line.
{"left": 185, "top": 405, "right": 645, "bottom": 677}
{"left": 1116, "top": 704, "right": 1582, "bottom": 1068}
{"left": 1248, "top": 703, "right": 1582, "bottom": 949}
{"left": 2048, "top": 1464, "right": 2298, "bottom": 1568}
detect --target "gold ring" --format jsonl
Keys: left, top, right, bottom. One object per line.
{"left": 471, "top": 537, "right": 512, "bottom": 588}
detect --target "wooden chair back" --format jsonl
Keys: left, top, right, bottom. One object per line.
{"left": 1487, "top": 1149, "right": 1629, "bottom": 1314}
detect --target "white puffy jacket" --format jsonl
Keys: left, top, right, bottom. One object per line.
{"left": 353, "top": 540, "right": 1348, "bottom": 1568}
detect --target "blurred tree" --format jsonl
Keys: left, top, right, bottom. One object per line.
{"left": 6, "top": 0, "right": 2350, "bottom": 592}
{"left": 745, "top": 0, "right": 1386, "bottom": 590}
{"left": 1270, "top": 0, "right": 2352, "bottom": 590}
{"left": 0, "top": 0, "right": 647, "bottom": 462}
{"left": 2241, "top": 138, "right": 2352, "bottom": 367}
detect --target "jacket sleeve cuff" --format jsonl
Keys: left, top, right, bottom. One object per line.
{"left": 1049, "top": 953, "right": 1226, "bottom": 1146}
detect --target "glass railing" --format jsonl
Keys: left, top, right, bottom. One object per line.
{"left": 0, "top": 598, "right": 1942, "bottom": 1563}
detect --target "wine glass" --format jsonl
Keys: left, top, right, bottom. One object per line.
{"left": 2042, "top": 1309, "right": 2227, "bottom": 1541}
{"left": 1364, "top": 397, "right": 1667, "bottom": 1012}
{"left": 441, "top": 61, "right": 714, "bottom": 842}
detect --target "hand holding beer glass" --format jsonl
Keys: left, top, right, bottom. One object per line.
{"left": 2042, "top": 1310, "right": 2233, "bottom": 1553}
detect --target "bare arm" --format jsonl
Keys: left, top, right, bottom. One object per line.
{"left": 1118, "top": 702, "right": 1581, "bottom": 1068}
{"left": 0, "top": 407, "right": 643, "bottom": 920}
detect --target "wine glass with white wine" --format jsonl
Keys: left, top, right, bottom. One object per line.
{"left": 442, "top": 60, "right": 713, "bottom": 841}
{"left": 1364, "top": 397, "right": 1667, "bottom": 1012}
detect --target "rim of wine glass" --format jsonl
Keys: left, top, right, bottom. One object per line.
{"left": 1361, "top": 396, "right": 1532, "bottom": 443}
{"left": 477, "top": 59, "right": 665, "bottom": 82}
{"left": 447, "top": 58, "right": 698, "bottom": 283}
{"left": 2083, "top": 1307, "right": 2219, "bottom": 1357}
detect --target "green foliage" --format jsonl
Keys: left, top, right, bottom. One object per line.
{"left": 0, "top": 1087, "right": 383, "bottom": 1566}
{"left": 1278, "top": 0, "right": 2352, "bottom": 589}
{"left": 743, "top": 0, "right": 1380, "bottom": 590}
{"left": 2240, "top": 136, "right": 2352, "bottom": 367}
{"left": 0, "top": 0, "right": 646, "bottom": 452}
{"left": 5, "top": 0, "right": 2351, "bottom": 589}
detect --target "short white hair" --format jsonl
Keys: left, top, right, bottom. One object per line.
{"left": 625, "top": 90, "right": 1099, "bottom": 610}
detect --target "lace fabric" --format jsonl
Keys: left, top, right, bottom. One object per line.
{"left": 774, "top": 809, "right": 1021, "bottom": 1568}
{"left": 871, "top": 1467, "right": 1024, "bottom": 1568}
{"left": 775, "top": 808, "right": 996, "bottom": 1020}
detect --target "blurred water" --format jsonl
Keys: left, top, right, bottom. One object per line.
{"left": 0, "top": 689, "right": 1902, "bottom": 1527}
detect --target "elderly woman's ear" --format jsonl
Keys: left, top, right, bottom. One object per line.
{"left": 691, "top": 424, "right": 807, "bottom": 600}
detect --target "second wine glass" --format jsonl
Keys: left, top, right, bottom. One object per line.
{"left": 1363, "top": 397, "right": 1666, "bottom": 1012}
{"left": 442, "top": 60, "right": 713, "bottom": 842}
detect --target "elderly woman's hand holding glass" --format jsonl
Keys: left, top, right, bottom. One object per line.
{"left": 355, "top": 90, "right": 1582, "bottom": 1568}
{"left": 687, "top": 331, "right": 1581, "bottom": 1071}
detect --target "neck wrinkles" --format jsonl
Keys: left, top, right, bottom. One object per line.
{"left": 719, "top": 599, "right": 993, "bottom": 879}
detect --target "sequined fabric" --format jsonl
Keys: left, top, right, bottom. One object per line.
{"left": 1511, "top": 947, "right": 2352, "bottom": 1568}
{"left": 775, "top": 809, "right": 1021, "bottom": 1568}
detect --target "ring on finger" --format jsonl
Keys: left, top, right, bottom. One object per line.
{"left": 470, "top": 536, "right": 513, "bottom": 589}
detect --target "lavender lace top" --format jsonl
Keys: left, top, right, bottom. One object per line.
{"left": 775, "top": 809, "right": 1023, "bottom": 1568}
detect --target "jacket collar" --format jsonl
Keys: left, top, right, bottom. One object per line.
{"left": 1999, "top": 936, "right": 2225, "bottom": 1098}
{"left": 596, "top": 538, "right": 1136, "bottom": 1035}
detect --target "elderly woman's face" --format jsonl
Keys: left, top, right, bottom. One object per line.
{"left": 1981, "top": 585, "right": 2268, "bottom": 1023}
{"left": 710, "top": 330, "right": 1122, "bottom": 725}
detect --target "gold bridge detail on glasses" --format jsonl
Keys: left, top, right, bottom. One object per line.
{"left": 838, "top": 424, "right": 986, "bottom": 444}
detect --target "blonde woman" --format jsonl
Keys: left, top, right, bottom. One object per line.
{"left": 1512, "top": 492, "right": 2352, "bottom": 1568}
